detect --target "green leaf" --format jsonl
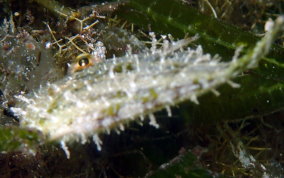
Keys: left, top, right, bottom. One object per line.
{"left": 0, "top": 127, "right": 40, "bottom": 153}
{"left": 116, "top": 0, "right": 284, "bottom": 60}
{"left": 115, "top": 0, "right": 284, "bottom": 122}
{"left": 147, "top": 150, "right": 213, "bottom": 178}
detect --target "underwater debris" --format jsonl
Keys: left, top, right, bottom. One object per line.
{"left": 0, "top": 17, "right": 59, "bottom": 114}
{"left": 10, "top": 16, "right": 284, "bottom": 155}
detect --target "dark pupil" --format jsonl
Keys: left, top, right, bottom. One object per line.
{"left": 78, "top": 57, "right": 89, "bottom": 66}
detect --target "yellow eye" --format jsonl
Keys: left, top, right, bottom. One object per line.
{"left": 78, "top": 57, "right": 89, "bottom": 67}
{"left": 70, "top": 53, "right": 94, "bottom": 73}
{"left": 69, "top": 53, "right": 102, "bottom": 73}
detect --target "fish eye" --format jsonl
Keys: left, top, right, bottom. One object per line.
{"left": 78, "top": 57, "right": 89, "bottom": 67}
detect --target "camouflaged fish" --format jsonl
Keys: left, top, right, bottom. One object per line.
{"left": 11, "top": 17, "right": 284, "bottom": 157}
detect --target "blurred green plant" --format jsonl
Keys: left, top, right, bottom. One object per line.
{"left": 116, "top": 0, "right": 284, "bottom": 123}
{"left": 146, "top": 149, "right": 213, "bottom": 178}
{"left": 0, "top": 127, "right": 40, "bottom": 153}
